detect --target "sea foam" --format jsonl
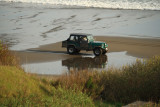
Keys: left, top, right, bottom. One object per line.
{"left": 0, "top": 0, "right": 160, "bottom": 10}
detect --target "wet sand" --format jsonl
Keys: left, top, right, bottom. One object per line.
{"left": 95, "top": 36, "right": 160, "bottom": 58}
{"left": 14, "top": 36, "right": 160, "bottom": 65}
{"left": 1, "top": 3, "right": 160, "bottom": 51}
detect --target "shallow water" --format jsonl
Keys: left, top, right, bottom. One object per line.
{"left": 0, "top": 2, "right": 160, "bottom": 51}
{"left": 22, "top": 51, "right": 141, "bottom": 75}
{"left": 0, "top": 2, "right": 157, "bottom": 75}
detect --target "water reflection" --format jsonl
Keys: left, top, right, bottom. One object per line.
{"left": 62, "top": 55, "right": 107, "bottom": 70}
{"left": 22, "top": 51, "right": 141, "bottom": 75}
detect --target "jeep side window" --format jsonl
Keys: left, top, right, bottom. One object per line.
{"left": 75, "top": 36, "right": 78, "bottom": 41}
{"left": 70, "top": 36, "right": 75, "bottom": 41}
{"left": 83, "top": 37, "right": 87, "bottom": 41}
{"left": 70, "top": 36, "right": 78, "bottom": 41}
{"left": 81, "top": 37, "right": 87, "bottom": 42}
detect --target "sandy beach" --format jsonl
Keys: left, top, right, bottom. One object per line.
{"left": 1, "top": 1, "right": 160, "bottom": 106}
{"left": 14, "top": 36, "right": 160, "bottom": 64}
{"left": 1, "top": 2, "right": 160, "bottom": 51}
{"left": 1, "top": 1, "right": 160, "bottom": 74}
{"left": 11, "top": 36, "right": 160, "bottom": 75}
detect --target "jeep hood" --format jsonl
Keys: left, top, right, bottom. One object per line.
{"left": 92, "top": 41, "right": 106, "bottom": 44}
{"left": 91, "top": 41, "right": 108, "bottom": 47}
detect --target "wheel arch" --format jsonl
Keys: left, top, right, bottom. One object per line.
{"left": 93, "top": 46, "right": 102, "bottom": 50}
{"left": 67, "top": 45, "right": 76, "bottom": 48}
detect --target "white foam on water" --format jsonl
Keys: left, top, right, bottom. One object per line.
{"left": 0, "top": 1, "right": 160, "bottom": 51}
{"left": 1, "top": 0, "right": 160, "bottom": 10}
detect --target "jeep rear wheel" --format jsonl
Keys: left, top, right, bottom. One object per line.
{"left": 93, "top": 48, "right": 102, "bottom": 56}
{"left": 67, "top": 46, "right": 75, "bottom": 54}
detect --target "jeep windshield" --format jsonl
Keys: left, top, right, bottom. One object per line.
{"left": 87, "top": 36, "right": 94, "bottom": 42}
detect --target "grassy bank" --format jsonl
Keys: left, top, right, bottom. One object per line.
{"left": 56, "top": 56, "right": 160, "bottom": 105}
{"left": 0, "top": 41, "right": 18, "bottom": 66}
{"left": 0, "top": 41, "right": 160, "bottom": 106}
{"left": 0, "top": 41, "right": 94, "bottom": 106}
{"left": 0, "top": 66, "right": 95, "bottom": 106}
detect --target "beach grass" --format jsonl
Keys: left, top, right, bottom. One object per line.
{"left": 0, "top": 41, "right": 160, "bottom": 106}
{"left": 0, "top": 41, "right": 18, "bottom": 66}
{"left": 0, "top": 42, "right": 94, "bottom": 107}
{"left": 57, "top": 56, "right": 160, "bottom": 104}
{"left": 0, "top": 66, "right": 94, "bottom": 106}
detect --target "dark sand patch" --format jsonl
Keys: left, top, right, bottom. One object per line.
{"left": 95, "top": 36, "right": 160, "bottom": 58}
{"left": 13, "top": 36, "right": 160, "bottom": 65}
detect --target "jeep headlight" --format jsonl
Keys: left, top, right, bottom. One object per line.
{"left": 105, "top": 43, "right": 107, "bottom": 47}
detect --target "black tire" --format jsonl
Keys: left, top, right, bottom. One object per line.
{"left": 75, "top": 49, "right": 81, "bottom": 54}
{"left": 102, "top": 50, "right": 107, "bottom": 54}
{"left": 67, "top": 46, "right": 75, "bottom": 54}
{"left": 93, "top": 48, "right": 102, "bottom": 56}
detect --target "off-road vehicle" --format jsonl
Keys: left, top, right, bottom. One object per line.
{"left": 62, "top": 33, "right": 108, "bottom": 56}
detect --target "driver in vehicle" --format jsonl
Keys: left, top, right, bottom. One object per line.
{"left": 82, "top": 37, "right": 87, "bottom": 41}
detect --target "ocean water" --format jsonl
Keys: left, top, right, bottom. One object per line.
{"left": 0, "top": 0, "right": 159, "bottom": 75}
{"left": 1, "top": 0, "right": 160, "bottom": 10}
{"left": 0, "top": 0, "right": 160, "bottom": 50}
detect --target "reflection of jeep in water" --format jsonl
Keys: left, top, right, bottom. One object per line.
{"left": 62, "top": 33, "right": 108, "bottom": 56}
{"left": 62, "top": 55, "right": 108, "bottom": 70}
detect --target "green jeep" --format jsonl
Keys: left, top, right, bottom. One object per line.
{"left": 62, "top": 33, "right": 108, "bottom": 56}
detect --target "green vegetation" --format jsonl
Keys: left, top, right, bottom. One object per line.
{"left": 0, "top": 66, "right": 94, "bottom": 106}
{"left": 0, "top": 41, "right": 160, "bottom": 106}
{"left": 0, "top": 41, "right": 18, "bottom": 66}
{"left": 0, "top": 42, "right": 94, "bottom": 106}
{"left": 57, "top": 57, "right": 160, "bottom": 105}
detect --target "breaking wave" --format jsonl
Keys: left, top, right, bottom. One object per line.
{"left": 1, "top": 0, "right": 160, "bottom": 10}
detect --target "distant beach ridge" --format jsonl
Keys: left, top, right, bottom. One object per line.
{"left": 1, "top": 0, "right": 160, "bottom": 10}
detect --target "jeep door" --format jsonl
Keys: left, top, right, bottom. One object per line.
{"left": 80, "top": 36, "right": 88, "bottom": 50}
{"left": 68, "top": 35, "right": 80, "bottom": 48}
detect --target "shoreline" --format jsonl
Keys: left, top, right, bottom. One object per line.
{"left": 1, "top": 5, "right": 160, "bottom": 51}
{"left": 1, "top": 1, "right": 160, "bottom": 11}
{"left": 14, "top": 36, "right": 160, "bottom": 65}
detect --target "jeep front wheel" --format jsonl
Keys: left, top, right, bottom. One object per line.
{"left": 67, "top": 46, "right": 75, "bottom": 54}
{"left": 93, "top": 48, "right": 102, "bottom": 56}
{"left": 102, "top": 50, "right": 107, "bottom": 54}
{"left": 75, "top": 49, "right": 80, "bottom": 54}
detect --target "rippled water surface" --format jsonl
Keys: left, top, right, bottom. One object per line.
{"left": 0, "top": 2, "right": 160, "bottom": 50}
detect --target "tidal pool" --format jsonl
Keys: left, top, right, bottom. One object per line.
{"left": 22, "top": 51, "right": 142, "bottom": 75}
